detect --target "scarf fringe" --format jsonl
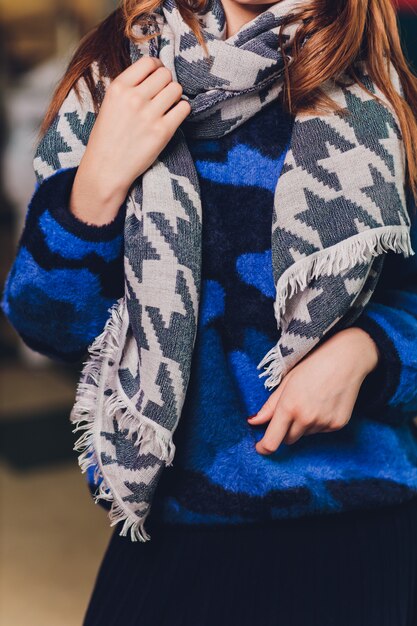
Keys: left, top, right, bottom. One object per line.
{"left": 257, "top": 226, "right": 414, "bottom": 390}
{"left": 274, "top": 227, "right": 413, "bottom": 323}
{"left": 70, "top": 299, "right": 175, "bottom": 542}
{"left": 257, "top": 344, "right": 285, "bottom": 389}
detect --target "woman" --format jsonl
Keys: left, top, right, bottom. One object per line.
{"left": 3, "top": 0, "right": 417, "bottom": 623}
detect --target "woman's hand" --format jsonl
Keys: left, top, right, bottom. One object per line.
{"left": 248, "top": 327, "right": 380, "bottom": 455}
{"left": 70, "top": 57, "right": 191, "bottom": 226}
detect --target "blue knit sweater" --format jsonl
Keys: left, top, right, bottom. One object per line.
{"left": 3, "top": 98, "right": 417, "bottom": 526}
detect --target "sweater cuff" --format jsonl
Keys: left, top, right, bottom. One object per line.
{"left": 353, "top": 314, "right": 402, "bottom": 417}
{"left": 32, "top": 167, "right": 126, "bottom": 241}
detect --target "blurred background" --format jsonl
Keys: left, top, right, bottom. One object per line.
{"left": 0, "top": 2, "right": 117, "bottom": 625}
{"left": 0, "top": 1, "right": 416, "bottom": 625}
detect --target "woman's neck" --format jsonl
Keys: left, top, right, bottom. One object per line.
{"left": 221, "top": 0, "right": 273, "bottom": 37}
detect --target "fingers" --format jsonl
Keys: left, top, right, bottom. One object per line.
{"left": 247, "top": 383, "right": 285, "bottom": 426}
{"left": 116, "top": 56, "right": 164, "bottom": 87}
{"left": 283, "top": 421, "right": 306, "bottom": 445}
{"left": 251, "top": 394, "right": 349, "bottom": 453}
{"left": 136, "top": 66, "right": 174, "bottom": 100}
{"left": 152, "top": 80, "right": 185, "bottom": 115}
{"left": 255, "top": 411, "right": 349, "bottom": 454}
{"left": 163, "top": 99, "right": 192, "bottom": 133}
{"left": 119, "top": 58, "right": 189, "bottom": 123}
{"left": 303, "top": 423, "right": 325, "bottom": 436}
{"left": 255, "top": 409, "right": 292, "bottom": 455}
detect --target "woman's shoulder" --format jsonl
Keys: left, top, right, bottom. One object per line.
{"left": 34, "top": 63, "right": 105, "bottom": 185}
{"left": 35, "top": 8, "right": 130, "bottom": 180}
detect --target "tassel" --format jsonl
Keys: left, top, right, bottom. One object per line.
{"left": 70, "top": 298, "right": 175, "bottom": 542}
{"left": 257, "top": 226, "right": 414, "bottom": 390}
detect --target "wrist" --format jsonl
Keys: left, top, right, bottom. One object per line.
{"left": 337, "top": 327, "right": 380, "bottom": 377}
{"left": 71, "top": 155, "right": 129, "bottom": 226}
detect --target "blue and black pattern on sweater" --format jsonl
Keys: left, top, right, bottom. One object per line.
{"left": 3, "top": 99, "right": 417, "bottom": 525}
{"left": 2, "top": 168, "right": 125, "bottom": 362}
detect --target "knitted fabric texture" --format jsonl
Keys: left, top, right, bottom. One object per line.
{"left": 34, "top": 0, "right": 413, "bottom": 541}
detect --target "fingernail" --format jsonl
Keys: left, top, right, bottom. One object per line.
{"left": 247, "top": 414, "right": 257, "bottom": 421}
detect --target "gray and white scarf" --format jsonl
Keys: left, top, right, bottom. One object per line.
{"left": 34, "top": 0, "right": 413, "bottom": 541}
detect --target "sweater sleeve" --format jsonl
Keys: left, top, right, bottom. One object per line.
{"left": 354, "top": 192, "right": 417, "bottom": 423}
{"left": 1, "top": 70, "right": 126, "bottom": 363}
{"left": 1, "top": 166, "right": 125, "bottom": 363}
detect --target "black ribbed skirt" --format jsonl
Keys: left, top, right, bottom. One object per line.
{"left": 84, "top": 497, "right": 417, "bottom": 626}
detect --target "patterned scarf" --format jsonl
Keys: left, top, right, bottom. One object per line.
{"left": 35, "top": 0, "right": 413, "bottom": 541}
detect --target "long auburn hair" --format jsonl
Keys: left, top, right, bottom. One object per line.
{"left": 40, "top": 0, "right": 417, "bottom": 202}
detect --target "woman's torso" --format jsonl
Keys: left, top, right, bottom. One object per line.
{"left": 149, "top": 98, "right": 417, "bottom": 527}
{"left": 3, "top": 94, "right": 417, "bottom": 528}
